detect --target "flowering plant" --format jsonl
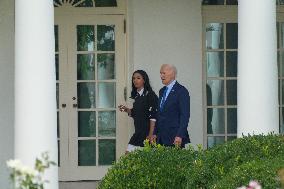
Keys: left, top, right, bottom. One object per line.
{"left": 7, "top": 152, "right": 56, "bottom": 189}
{"left": 237, "top": 180, "right": 262, "bottom": 189}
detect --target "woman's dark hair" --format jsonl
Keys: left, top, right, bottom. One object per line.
{"left": 130, "top": 70, "right": 153, "bottom": 99}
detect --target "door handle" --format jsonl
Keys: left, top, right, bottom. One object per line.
{"left": 62, "top": 104, "right": 66, "bottom": 108}
{"left": 73, "top": 104, "right": 78, "bottom": 108}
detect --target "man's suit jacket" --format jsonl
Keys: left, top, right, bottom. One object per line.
{"left": 154, "top": 82, "right": 190, "bottom": 146}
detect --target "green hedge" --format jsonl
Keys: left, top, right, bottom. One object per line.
{"left": 99, "top": 135, "right": 284, "bottom": 189}
{"left": 187, "top": 134, "right": 284, "bottom": 188}
{"left": 98, "top": 144, "right": 197, "bottom": 189}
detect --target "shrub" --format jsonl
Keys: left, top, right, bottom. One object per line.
{"left": 99, "top": 135, "right": 284, "bottom": 189}
{"left": 98, "top": 143, "right": 198, "bottom": 189}
{"left": 187, "top": 134, "right": 284, "bottom": 188}
{"left": 212, "top": 157, "right": 284, "bottom": 189}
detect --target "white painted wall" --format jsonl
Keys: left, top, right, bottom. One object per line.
{"left": 127, "top": 0, "right": 203, "bottom": 146}
{"left": 0, "top": 0, "right": 14, "bottom": 188}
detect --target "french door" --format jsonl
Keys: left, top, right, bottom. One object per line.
{"left": 55, "top": 14, "right": 127, "bottom": 180}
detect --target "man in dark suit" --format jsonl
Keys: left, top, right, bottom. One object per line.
{"left": 152, "top": 64, "right": 190, "bottom": 147}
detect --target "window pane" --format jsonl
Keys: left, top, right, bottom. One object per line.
{"left": 227, "top": 108, "right": 237, "bottom": 134}
{"left": 206, "top": 52, "right": 224, "bottom": 77}
{"left": 226, "top": 0, "right": 238, "bottom": 5}
{"left": 95, "top": 0, "right": 117, "bottom": 7}
{"left": 78, "top": 140, "right": 96, "bottom": 166}
{"left": 207, "top": 136, "right": 225, "bottom": 148}
{"left": 207, "top": 108, "right": 225, "bottom": 134}
{"left": 97, "top": 25, "right": 115, "bottom": 51}
{"left": 206, "top": 23, "right": 224, "bottom": 49}
{"left": 77, "top": 54, "right": 95, "bottom": 80}
{"left": 78, "top": 82, "right": 96, "bottom": 108}
{"left": 98, "top": 111, "right": 116, "bottom": 137}
{"left": 202, "top": 0, "right": 224, "bottom": 5}
{"left": 73, "top": 0, "right": 93, "bottom": 7}
{"left": 98, "top": 82, "right": 116, "bottom": 108}
{"left": 227, "top": 80, "right": 237, "bottom": 105}
{"left": 99, "top": 139, "right": 116, "bottom": 165}
{"left": 77, "top": 25, "right": 95, "bottom": 51}
{"left": 97, "top": 53, "right": 115, "bottom": 80}
{"left": 226, "top": 23, "right": 238, "bottom": 49}
{"left": 226, "top": 51, "right": 237, "bottom": 77}
{"left": 78, "top": 111, "right": 96, "bottom": 137}
{"left": 207, "top": 80, "right": 224, "bottom": 106}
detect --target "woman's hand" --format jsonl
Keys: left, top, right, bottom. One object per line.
{"left": 118, "top": 105, "right": 131, "bottom": 114}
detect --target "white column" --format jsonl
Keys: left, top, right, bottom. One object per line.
{"left": 15, "top": 0, "right": 58, "bottom": 188}
{"left": 238, "top": 0, "right": 279, "bottom": 137}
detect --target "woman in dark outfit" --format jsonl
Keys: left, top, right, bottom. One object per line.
{"left": 118, "top": 70, "right": 158, "bottom": 153}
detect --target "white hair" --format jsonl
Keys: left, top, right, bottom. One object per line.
{"left": 161, "top": 64, "right": 177, "bottom": 77}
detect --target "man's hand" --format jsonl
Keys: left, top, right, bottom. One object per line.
{"left": 149, "top": 135, "right": 157, "bottom": 144}
{"left": 174, "top": 136, "right": 182, "bottom": 147}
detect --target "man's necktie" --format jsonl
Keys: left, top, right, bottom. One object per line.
{"left": 160, "top": 87, "right": 168, "bottom": 110}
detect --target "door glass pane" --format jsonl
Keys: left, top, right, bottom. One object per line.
{"left": 78, "top": 82, "right": 96, "bottom": 108}
{"left": 78, "top": 111, "right": 96, "bottom": 137}
{"left": 279, "top": 0, "right": 284, "bottom": 5}
{"left": 99, "top": 139, "right": 116, "bottom": 165}
{"left": 281, "top": 51, "right": 284, "bottom": 77}
{"left": 57, "top": 112, "right": 60, "bottom": 138}
{"left": 206, "top": 52, "right": 224, "bottom": 77}
{"left": 206, "top": 23, "right": 224, "bottom": 49}
{"left": 97, "top": 25, "right": 115, "bottom": 51}
{"left": 281, "top": 107, "right": 284, "bottom": 133}
{"left": 97, "top": 53, "right": 115, "bottom": 80}
{"left": 73, "top": 0, "right": 93, "bottom": 7}
{"left": 227, "top": 80, "right": 237, "bottom": 105}
{"left": 278, "top": 51, "right": 280, "bottom": 77}
{"left": 207, "top": 80, "right": 224, "bottom": 106}
{"left": 98, "top": 111, "right": 116, "bottom": 136}
{"left": 77, "top": 54, "right": 95, "bottom": 80}
{"left": 226, "top": 0, "right": 238, "bottom": 5}
{"left": 226, "top": 23, "right": 238, "bottom": 49}
{"left": 56, "top": 83, "right": 59, "bottom": 109}
{"left": 55, "top": 54, "right": 59, "bottom": 80}
{"left": 281, "top": 23, "right": 284, "bottom": 49}
{"left": 55, "top": 25, "right": 58, "bottom": 52}
{"left": 57, "top": 140, "right": 60, "bottom": 166}
{"left": 227, "top": 108, "right": 237, "bottom": 134}
{"left": 282, "top": 81, "right": 284, "bottom": 105}
{"left": 78, "top": 140, "right": 96, "bottom": 166}
{"left": 207, "top": 136, "right": 225, "bottom": 148}
{"left": 95, "top": 0, "right": 117, "bottom": 7}
{"left": 98, "top": 82, "right": 116, "bottom": 108}
{"left": 207, "top": 108, "right": 225, "bottom": 134}
{"left": 227, "top": 136, "right": 237, "bottom": 141}
{"left": 278, "top": 22, "right": 280, "bottom": 49}
{"left": 202, "top": 0, "right": 224, "bottom": 5}
{"left": 77, "top": 25, "right": 95, "bottom": 51}
{"left": 226, "top": 51, "right": 237, "bottom": 77}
